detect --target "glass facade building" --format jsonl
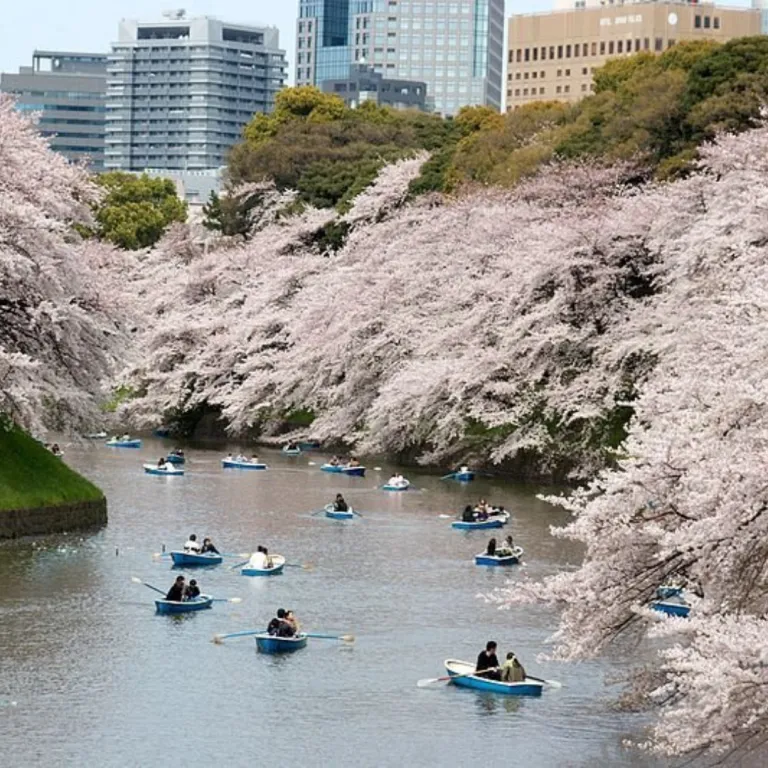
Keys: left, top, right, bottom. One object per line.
{"left": 296, "top": 0, "right": 504, "bottom": 115}
{"left": 105, "top": 16, "right": 286, "bottom": 172}
{"left": 0, "top": 51, "right": 107, "bottom": 170}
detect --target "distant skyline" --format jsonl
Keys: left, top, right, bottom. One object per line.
{"left": 0, "top": 0, "right": 535, "bottom": 83}
{"left": 0, "top": 0, "right": 752, "bottom": 84}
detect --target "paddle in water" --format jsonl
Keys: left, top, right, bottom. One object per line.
{"left": 417, "top": 667, "right": 499, "bottom": 688}
{"left": 212, "top": 628, "right": 267, "bottom": 644}
{"left": 131, "top": 576, "right": 165, "bottom": 595}
{"left": 305, "top": 632, "right": 354, "bottom": 643}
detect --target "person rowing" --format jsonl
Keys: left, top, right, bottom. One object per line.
{"left": 462, "top": 505, "right": 476, "bottom": 523}
{"left": 475, "top": 641, "right": 501, "bottom": 680}
{"left": 486, "top": 538, "right": 497, "bottom": 556}
{"left": 248, "top": 545, "right": 273, "bottom": 570}
{"left": 165, "top": 575, "right": 185, "bottom": 602}
{"left": 333, "top": 494, "right": 349, "bottom": 512}
{"left": 201, "top": 537, "right": 219, "bottom": 554}
{"left": 157, "top": 457, "right": 167, "bottom": 469}
{"left": 267, "top": 608, "right": 296, "bottom": 637}
{"left": 184, "top": 534, "right": 201, "bottom": 553}
{"left": 170, "top": 447, "right": 184, "bottom": 457}
{"left": 497, "top": 534, "right": 515, "bottom": 556}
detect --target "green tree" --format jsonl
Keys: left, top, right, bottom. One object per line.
{"left": 93, "top": 172, "right": 187, "bottom": 250}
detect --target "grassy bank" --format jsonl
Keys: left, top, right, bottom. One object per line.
{"left": 0, "top": 424, "right": 103, "bottom": 511}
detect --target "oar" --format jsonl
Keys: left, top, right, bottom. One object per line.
{"left": 152, "top": 552, "right": 171, "bottom": 559}
{"left": 230, "top": 559, "right": 250, "bottom": 570}
{"left": 209, "top": 596, "right": 243, "bottom": 604}
{"left": 351, "top": 509, "right": 364, "bottom": 518}
{"left": 440, "top": 473, "right": 457, "bottom": 480}
{"left": 131, "top": 576, "right": 165, "bottom": 596}
{"left": 212, "top": 628, "right": 266, "bottom": 644}
{"left": 418, "top": 667, "right": 499, "bottom": 688}
{"left": 305, "top": 632, "right": 354, "bottom": 643}
{"left": 284, "top": 562, "right": 314, "bottom": 570}
{"left": 220, "top": 552, "right": 251, "bottom": 559}
{"left": 527, "top": 675, "right": 562, "bottom": 688}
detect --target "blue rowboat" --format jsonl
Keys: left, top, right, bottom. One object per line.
{"left": 475, "top": 546, "right": 523, "bottom": 566}
{"left": 455, "top": 471, "right": 475, "bottom": 482}
{"left": 382, "top": 481, "right": 410, "bottom": 491}
{"left": 166, "top": 453, "right": 185, "bottom": 465}
{"left": 240, "top": 554, "right": 286, "bottom": 576}
{"left": 651, "top": 599, "right": 690, "bottom": 618}
{"left": 282, "top": 446, "right": 302, "bottom": 456}
{"left": 452, "top": 512, "right": 509, "bottom": 531}
{"left": 255, "top": 633, "right": 308, "bottom": 654}
{"left": 106, "top": 438, "right": 142, "bottom": 448}
{"left": 222, "top": 459, "right": 267, "bottom": 470}
{"left": 169, "top": 551, "right": 223, "bottom": 566}
{"left": 444, "top": 660, "right": 544, "bottom": 697}
{"left": 155, "top": 595, "right": 213, "bottom": 614}
{"left": 341, "top": 466, "right": 366, "bottom": 477}
{"left": 321, "top": 464, "right": 343, "bottom": 474}
{"left": 324, "top": 504, "right": 355, "bottom": 520}
{"left": 143, "top": 464, "right": 184, "bottom": 476}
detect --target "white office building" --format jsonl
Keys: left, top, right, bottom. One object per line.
{"left": 105, "top": 14, "right": 287, "bottom": 171}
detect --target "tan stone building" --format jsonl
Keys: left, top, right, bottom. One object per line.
{"left": 506, "top": 1, "right": 761, "bottom": 109}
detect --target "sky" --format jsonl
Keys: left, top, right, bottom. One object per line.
{"left": 0, "top": 0, "right": 549, "bottom": 82}
{"left": 0, "top": 0, "right": 751, "bottom": 82}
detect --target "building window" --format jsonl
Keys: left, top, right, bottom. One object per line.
{"left": 541, "top": 47, "right": 547, "bottom": 61}
{"left": 515, "top": 88, "right": 520, "bottom": 96}
{"left": 714, "top": 17, "right": 720, "bottom": 29}
{"left": 655, "top": 38, "right": 663, "bottom": 51}
{"left": 591, "top": 42, "right": 597, "bottom": 56}
{"left": 582, "top": 67, "right": 588, "bottom": 75}
{"left": 539, "top": 87, "right": 545, "bottom": 95}
{"left": 668, "top": 39, "right": 676, "bottom": 48}
{"left": 566, "top": 44, "right": 571, "bottom": 58}
{"left": 695, "top": 15, "right": 702, "bottom": 29}
{"left": 516, "top": 72, "right": 521, "bottom": 79}
{"left": 533, "top": 47, "right": 538, "bottom": 60}
{"left": 600, "top": 41, "right": 606, "bottom": 55}
{"left": 558, "top": 45, "right": 563, "bottom": 59}
{"left": 508, "top": 50, "right": 514, "bottom": 63}
{"left": 581, "top": 84, "right": 587, "bottom": 92}
{"left": 523, "top": 88, "right": 528, "bottom": 95}
{"left": 540, "top": 71, "right": 545, "bottom": 78}
{"left": 532, "top": 71, "right": 537, "bottom": 79}
{"left": 550, "top": 46, "right": 555, "bottom": 59}
{"left": 565, "top": 68, "right": 571, "bottom": 76}
{"left": 516, "top": 49, "right": 522, "bottom": 62}
{"left": 608, "top": 41, "right": 614, "bottom": 55}
{"left": 556, "top": 85, "right": 561, "bottom": 94}
{"left": 557, "top": 68, "right": 562, "bottom": 76}
{"left": 525, "top": 48, "right": 530, "bottom": 61}
{"left": 644, "top": 38, "right": 650, "bottom": 50}
{"left": 564, "top": 85, "right": 570, "bottom": 93}
{"left": 704, "top": 16, "right": 711, "bottom": 28}
{"left": 524, "top": 72, "right": 529, "bottom": 79}
{"left": 617, "top": 41, "right": 623, "bottom": 54}
{"left": 635, "top": 39, "right": 641, "bottom": 52}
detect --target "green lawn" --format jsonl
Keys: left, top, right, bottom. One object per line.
{"left": 0, "top": 424, "right": 103, "bottom": 511}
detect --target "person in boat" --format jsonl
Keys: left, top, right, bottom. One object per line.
{"left": 387, "top": 475, "right": 399, "bottom": 487}
{"left": 486, "top": 538, "right": 497, "bottom": 556}
{"left": 157, "top": 457, "right": 167, "bottom": 469}
{"left": 462, "top": 505, "right": 476, "bottom": 523}
{"left": 476, "top": 507, "right": 489, "bottom": 522}
{"left": 226, "top": 453, "right": 233, "bottom": 461}
{"left": 333, "top": 494, "right": 349, "bottom": 512}
{"left": 184, "top": 579, "right": 201, "bottom": 600}
{"left": 475, "top": 498, "right": 489, "bottom": 515}
{"left": 184, "top": 534, "right": 201, "bottom": 554}
{"left": 475, "top": 641, "right": 501, "bottom": 680}
{"left": 267, "top": 608, "right": 286, "bottom": 635}
{"left": 500, "top": 651, "right": 526, "bottom": 683}
{"left": 488, "top": 505, "right": 505, "bottom": 518}
{"left": 459, "top": 465, "right": 470, "bottom": 474}
{"left": 329, "top": 456, "right": 340, "bottom": 466}
{"left": 250, "top": 454, "right": 259, "bottom": 464}
{"left": 267, "top": 608, "right": 296, "bottom": 637}
{"left": 165, "top": 575, "right": 185, "bottom": 602}
{"left": 171, "top": 448, "right": 184, "bottom": 457}
{"left": 248, "top": 545, "right": 272, "bottom": 570}
{"left": 347, "top": 457, "right": 360, "bottom": 468}
{"left": 201, "top": 537, "right": 219, "bottom": 555}
{"left": 287, "top": 441, "right": 299, "bottom": 450}
{"left": 121, "top": 434, "right": 131, "bottom": 441}
{"left": 284, "top": 610, "right": 300, "bottom": 635}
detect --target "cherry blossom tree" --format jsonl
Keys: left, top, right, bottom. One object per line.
{"left": 0, "top": 95, "right": 132, "bottom": 434}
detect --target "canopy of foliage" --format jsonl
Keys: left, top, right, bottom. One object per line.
{"left": 451, "top": 36, "right": 768, "bottom": 186}
{"left": 92, "top": 172, "right": 187, "bottom": 250}
{"left": 0, "top": 96, "right": 133, "bottom": 434}
{"left": 225, "top": 86, "right": 480, "bottom": 215}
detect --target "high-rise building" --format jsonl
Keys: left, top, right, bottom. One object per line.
{"left": 296, "top": 0, "right": 504, "bottom": 116}
{"left": 507, "top": 1, "right": 760, "bottom": 109}
{"left": 105, "top": 14, "right": 287, "bottom": 172}
{"left": 0, "top": 51, "right": 107, "bottom": 170}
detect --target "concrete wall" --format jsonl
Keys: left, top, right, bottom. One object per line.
{"left": 0, "top": 499, "right": 107, "bottom": 539}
